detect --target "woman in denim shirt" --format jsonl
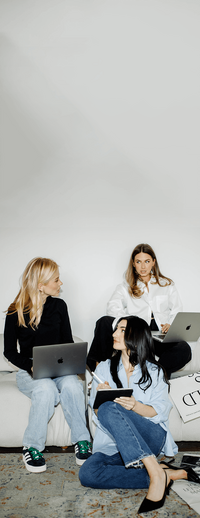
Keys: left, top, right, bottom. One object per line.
{"left": 81, "top": 316, "right": 191, "bottom": 514}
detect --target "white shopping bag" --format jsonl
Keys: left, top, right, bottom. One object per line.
{"left": 170, "top": 372, "right": 200, "bottom": 422}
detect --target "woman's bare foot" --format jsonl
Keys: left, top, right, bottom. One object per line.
{"left": 160, "top": 463, "right": 187, "bottom": 481}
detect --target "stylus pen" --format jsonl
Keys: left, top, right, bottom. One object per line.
{"left": 91, "top": 371, "right": 104, "bottom": 384}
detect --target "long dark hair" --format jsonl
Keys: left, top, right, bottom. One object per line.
{"left": 125, "top": 243, "right": 172, "bottom": 298}
{"left": 110, "top": 316, "right": 169, "bottom": 391}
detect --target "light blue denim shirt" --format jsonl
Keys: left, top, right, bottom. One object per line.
{"left": 89, "top": 358, "right": 178, "bottom": 457}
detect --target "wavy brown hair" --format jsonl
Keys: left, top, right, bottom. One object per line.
{"left": 7, "top": 257, "right": 59, "bottom": 328}
{"left": 125, "top": 243, "right": 172, "bottom": 298}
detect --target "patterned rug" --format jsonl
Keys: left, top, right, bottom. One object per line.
{"left": 0, "top": 451, "right": 199, "bottom": 517}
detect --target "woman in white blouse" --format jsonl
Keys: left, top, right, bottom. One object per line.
{"left": 87, "top": 243, "right": 191, "bottom": 377}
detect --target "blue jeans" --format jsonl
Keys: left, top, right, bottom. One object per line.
{"left": 79, "top": 401, "right": 166, "bottom": 489}
{"left": 16, "top": 370, "right": 90, "bottom": 451}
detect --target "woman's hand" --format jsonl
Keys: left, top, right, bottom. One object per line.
{"left": 114, "top": 395, "right": 157, "bottom": 417}
{"left": 96, "top": 382, "right": 111, "bottom": 391}
{"left": 161, "top": 323, "right": 170, "bottom": 334}
{"left": 114, "top": 395, "right": 136, "bottom": 410}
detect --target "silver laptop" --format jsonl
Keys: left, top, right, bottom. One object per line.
{"left": 33, "top": 342, "right": 87, "bottom": 379}
{"left": 152, "top": 312, "right": 200, "bottom": 343}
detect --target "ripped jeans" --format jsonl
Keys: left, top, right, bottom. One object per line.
{"left": 79, "top": 401, "right": 166, "bottom": 489}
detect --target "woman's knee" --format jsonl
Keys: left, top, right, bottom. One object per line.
{"left": 174, "top": 341, "right": 192, "bottom": 365}
{"left": 32, "top": 378, "right": 58, "bottom": 402}
{"left": 181, "top": 342, "right": 192, "bottom": 363}
{"left": 79, "top": 454, "right": 104, "bottom": 488}
{"left": 96, "top": 315, "right": 114, "bottom": 331}
{"left": 98, "top": 401, "right": 115, "bottom": 425}
{"left": 57, "top": 375, "right": 84, "bottom": 397}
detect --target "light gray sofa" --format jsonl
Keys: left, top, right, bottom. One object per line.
{"left": 1, "top": 333, "right": 200, "bottom": 447}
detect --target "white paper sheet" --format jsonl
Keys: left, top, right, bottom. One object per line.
{"left": 170, "top": 372, "right": 200, "bottom": 422}
{"left": 173, "top": 480, "right": 200, "bottom": 514}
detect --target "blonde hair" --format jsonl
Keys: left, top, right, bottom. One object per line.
{"left": 7, "top": 257, "right": 59, "bottom": 328}
{"left": 125, "top": 243, "right": 172, "bottom": 298}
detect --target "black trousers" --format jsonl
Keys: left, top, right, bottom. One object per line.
{"left": 86, "top": 315, "right": 192, "bottom": 378}
{"left": 87, "top": 316, "right": 114, "bottom": 371}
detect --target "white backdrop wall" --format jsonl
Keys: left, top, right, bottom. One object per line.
{"left": 0, "top": 0, "right": 200, "bottom": 344}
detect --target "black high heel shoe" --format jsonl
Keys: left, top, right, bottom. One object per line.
{"left": 159, "top": 459, "right": 200, "bottom": 484}
{"left": 137, "top": 471, "right": 173, "bottom": 514}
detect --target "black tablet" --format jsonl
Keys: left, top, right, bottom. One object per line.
{"left": 93, "top": 388, "right": 133, "bottom": 409}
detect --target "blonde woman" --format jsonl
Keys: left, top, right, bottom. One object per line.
{"left": 4, "top": 258, "right": 92, "bottom": 473}
{"left": 87, "top": 244, "right": 191, "bottom": 377}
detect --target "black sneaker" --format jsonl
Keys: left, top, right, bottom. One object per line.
{"left": 75, "top": 440, "right": 92, "bottom": 466}
{"left": 23, "top": 447, "right": 46, "bottom": 473}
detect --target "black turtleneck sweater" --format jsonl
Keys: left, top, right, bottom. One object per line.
{"left": 4, "top": 296, "right": 73, "bottom": 374}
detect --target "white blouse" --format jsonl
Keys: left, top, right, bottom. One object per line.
{"left": 107, "top": 276, "right": 183, "bottom": 330}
